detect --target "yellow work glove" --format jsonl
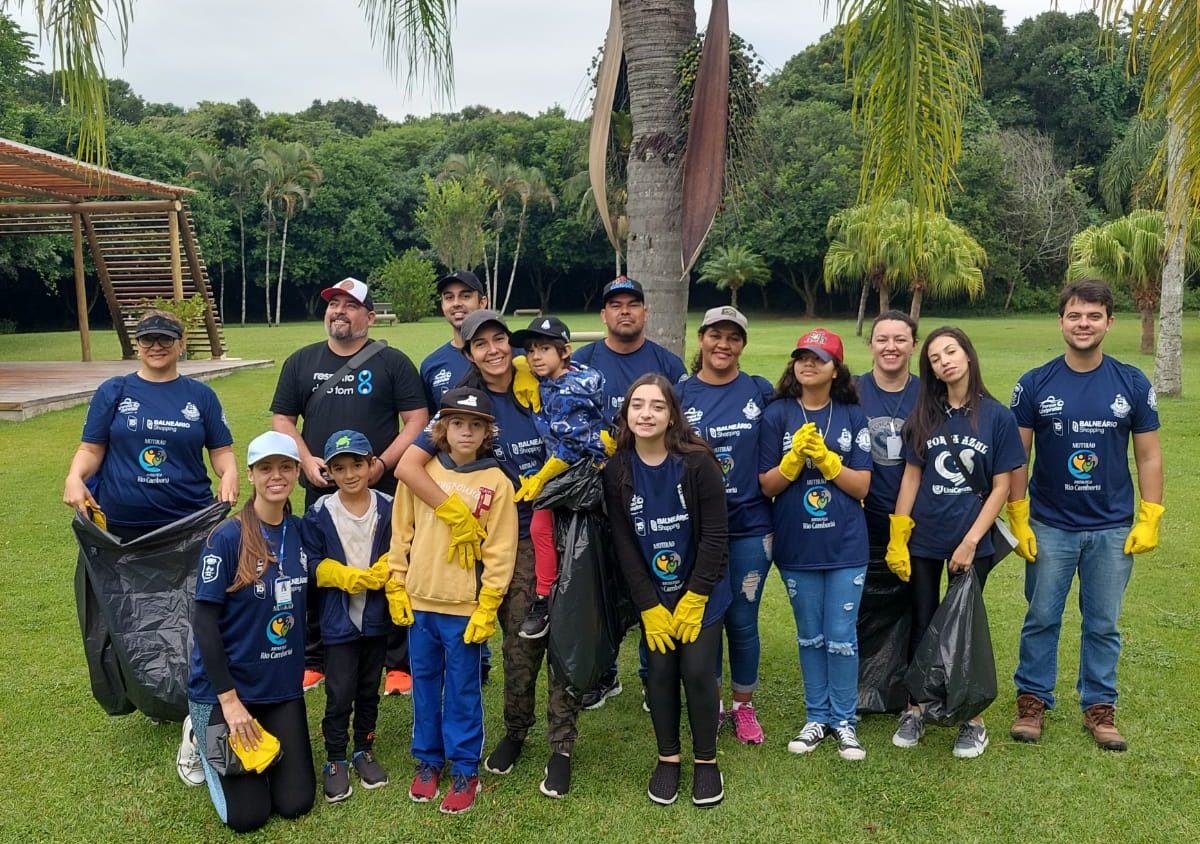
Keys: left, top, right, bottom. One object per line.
{"left": 1124, "top": 500, "right": 1165, "bottom": 555}
{"left": 511, "top": 355, "right": 543, "bottom": 413}
{"left": 315, "top": 558, "right": 374, "bottom": 594}
{"left": 800, "top": 431, "right": 843, "bottom": 481}
{"left": 514, "top": 456, "right": 570, "bottom": 503}
{"left": 463, "top": 586, "right": 505, "bottom": 644}
{"left": 778, "top": 422, "right": 817, "bottom": 482}
{"left": 384, "top": 579, "right": 414, "bottom": 626}
{"left": 357, "top": 554, "right": 391, "bottom": 590}
{"left": 1006, "top": 499, "right": 1037, "bottom": 563}
{"left": 434, "top": 494, "right": 487, "bottom": 569}
{"left": 600, "top": 429, "right": 617, "bottom": 457}
{"left": 641, "top": 604, "right": 677, "bottom": 654}
{"left": 885, "top": 514, "right": 914, "bottom": 583}
{"left": 230, "top": 720, "right": 282, "bottom": 774}
{"left": 671, "top": 591, "right": 709, "bottom": 644}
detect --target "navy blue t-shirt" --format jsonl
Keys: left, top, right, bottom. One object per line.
{"left": 758, "top": 399, "right": 872, "bottom": 570}
{"left": 1011, "top": 355, "right": 1159, "bottom": 531}
{"left": 572, "top": 338, "right": 686, "bottom": 425}
{"left": 188, "top": 516, "right": 308, "bottom": 705}
{"left": 857, "top": 372, "right": 920, "bottom": 545}
{"left": 630, "top": 453, "right": 730, "bottom": 626}
{"left": 905, "top": 398, "right": 1026, "bottom": 559}
{"left": 420, "top": 340, "right": 471, "bottom": 415}
{"left": 679, "top": 372, "right": 774, "bottom": 539}
{"left": 81, "top": 374, "right": 233, "bottom": 528}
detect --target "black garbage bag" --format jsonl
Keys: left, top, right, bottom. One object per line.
{"left": 539, "top": 462, "right": 636, "bottom": 695}
{"left": 72, "top": 501, "right": 231, "bottom": 722}
{"left": 856, "top": 557, "right": 912, "bottom": 714}
{"left": 903, "top": 567, "right": 996, "bottom": 726}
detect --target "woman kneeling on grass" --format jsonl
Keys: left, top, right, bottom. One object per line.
{"left": 603, "top": 374, "right": 730, "bottom": 807}
{"left": 187, "top": 432, "right": 315, "bottom": 833}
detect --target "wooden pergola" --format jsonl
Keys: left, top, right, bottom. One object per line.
{"left": 0, "top": 137, "right": 225, "bottom": 360}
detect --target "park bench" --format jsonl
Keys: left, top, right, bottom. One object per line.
{"left": 374, "top": 302, "right": 398, "bottom": 324}
{"left": 510, "top": 309, "right": 604, "bottom": 343}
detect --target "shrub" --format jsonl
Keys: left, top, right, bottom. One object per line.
{"left": 371, "top": 248, "right": 437, "bottom": 323}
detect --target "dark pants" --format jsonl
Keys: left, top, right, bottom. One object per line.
{"left": 322, "top": 635, "right": 387, "bottom": 760}
{"left": 909, "top": 554, "right": 993, "bottom": 658}
{"left": 645, "top": 622, "right": 722, "bottom": 760}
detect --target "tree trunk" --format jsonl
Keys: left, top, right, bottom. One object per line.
{"left": 275, "top": 215, "right": 290, "bottom": 327}
{"left": 263, "top": 215, "right": 273, "bottom": 325}
{"left": 1156, "top": 97, "right": 1187, "bottom": 395}
{"left": 802, "top": 275, "right": 817, "bottom": 318}
{"left": 910, "top": 286, "right": 924, "bottom": 323}
{"left": 218, "top": 259, "right": 225, "bottom": 324}
{"left": 238, "top": 209, "right": 247, "bottom": 325}
{"left": 501, "top": 207, "right": 527, "bottom": 315}
{"left": 620, "top": 0, "right": 696, "bottom": 358}
{"left": 879, "top": 283, "right": 891, "bottom": 313}
{"left": 730, "top": 284, "right": 739, "bottom": 309}
{"left": 1140, "top": 305, "right": 1155, "bottom": 355}
{"left": 855, "top": 282, "right": 870, "bottom": 336}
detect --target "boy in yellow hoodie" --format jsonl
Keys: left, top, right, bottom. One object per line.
{"left": 387, "top": 386, "right": 517, "bottom": 815}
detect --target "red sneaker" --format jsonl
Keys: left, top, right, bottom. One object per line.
{"left": 438, "top": 774, "right": 481, "bottom": 814}
{"left": 385, "top": 670, "right": 413, "bottom": 696}
{"left": 408, "top": 762, "right": 441, "bottom": 802}
{"left": 302, "top": 669, "right": 325, "bottom": 692}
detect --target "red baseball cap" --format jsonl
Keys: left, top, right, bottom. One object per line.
{"left": 320, "top": 277, "right": 375, "bottom": 311}
{"left": 792, "top": 327, "right": 844, "bottom": 363}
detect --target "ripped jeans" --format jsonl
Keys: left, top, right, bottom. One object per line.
{"left": 720, "top": 533, "right": 773, "bottom": 694}
{"left": 781, "top": 565, "right": 867, "bottom": 727}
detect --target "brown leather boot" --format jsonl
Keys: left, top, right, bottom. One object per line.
{"left": 1010, "top": 693, "right": 1046, "bottom": 742}
{"left": 1083, "top": 703, "right": 1127, "bottom": 751}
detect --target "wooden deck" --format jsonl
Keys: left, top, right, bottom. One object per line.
{"left": 0, "top": 359, "right": 273, "bottom": 422}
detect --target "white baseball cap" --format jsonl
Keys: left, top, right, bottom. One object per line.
{"left": 320, "top": 277, "right": 375, "bottom": 311}
{"left": 247, "top": 431, "right": 301, "bottom": 466}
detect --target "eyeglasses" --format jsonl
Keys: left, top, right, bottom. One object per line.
{"left": 137, "top": 334, "right": 178, "bottom": 349}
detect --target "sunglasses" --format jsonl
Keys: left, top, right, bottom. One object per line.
{"left": 137, "top": 334, "right": 178, "bottom": 349}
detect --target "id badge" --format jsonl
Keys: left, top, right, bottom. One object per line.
{"left": 886, "top": 433, "right": 903, "bottom": 460}
{"left": 273, "top": 576, "right": 293, "bottom": 610}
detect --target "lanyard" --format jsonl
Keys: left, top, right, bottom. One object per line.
{"left": 873, "top": 375, "right": 911, "bottom": 434}
{"left": 259, "top": 521, "right": 287, "bottom": 573}
{"left": 800, "top": 400, "right": 833, "bottom": 440}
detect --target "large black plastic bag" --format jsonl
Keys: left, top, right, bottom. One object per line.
{"left": 903, "top": 567, "right": 996, "bottom": 726}
{"left": 72, "top": 501, "right": 231, "bottom": 722}
{"left": 857, "top": 558, "right": 912, "bottom": 714}
{"left": 538, "top": 462, "right": 636, "bottom": 695}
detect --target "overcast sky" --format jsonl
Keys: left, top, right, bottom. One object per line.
{"left": 13, "top": 0, "right": 1079, "bottom": 121}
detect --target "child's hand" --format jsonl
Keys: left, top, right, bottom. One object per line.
{"left": 385, "top": 580, "right": 414, "bottom": 626}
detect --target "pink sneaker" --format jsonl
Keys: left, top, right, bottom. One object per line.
{"left": 730, "top": 703, "right": 765, "bottom": 745}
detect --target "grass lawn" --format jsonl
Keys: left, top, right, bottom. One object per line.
{"left": 0, "top": 311, "right": 1196, "bottom": 843}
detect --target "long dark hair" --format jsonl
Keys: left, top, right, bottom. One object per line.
{"left": 904, "top": 326, "right": 994, "bottom": 458}
{"left": 615, "top": 373, "right": 713, "bottom": 457}
{"left": 773, "top": 356, "right": 859, "bottom": 405}
{"left": 225, "top": 491, "right": 293, "bottom": 593}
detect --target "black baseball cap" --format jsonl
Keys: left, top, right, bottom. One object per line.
{"left": 460, "top": 309, "right": 511, "bottom": 343}
{"left": 436, "top": 270, "right": 486, "bottom": 296}
{"left": 439, "top": 386, "right": 496, "bottom": 421}
{"left": 134, "top": 314, "right": 184, "bottom": 339}
{"left": 601, "top": 276, "right": 644, "bottom": 303}
{"left": 511, "top": 315, "right": 571, "bottom": 348}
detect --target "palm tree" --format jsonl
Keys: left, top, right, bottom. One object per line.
{"left": 271, "top": 143, "right": 322, "bottom": 326}
{"left": 254, "top": 143, "right": 282, "bottom": 325}
{"left": 222, "top": 147, "right": 261, "bottom": 326}
{"left": 824, "top": 201, "right": 905, "bottom": 335}
{"left": 500, "top": 166, "right": 556, "bottom": 314}
{"left": 185, "top": 149, "right": 228, "bottom": 320}
{"left": 698, "top": 244, "right": 769, "bottom": 309}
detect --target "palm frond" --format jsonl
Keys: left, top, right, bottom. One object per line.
{"left": 358, "top": 0, "right": 456, "bottom": 99}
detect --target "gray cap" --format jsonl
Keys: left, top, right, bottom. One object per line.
{"left": 699, "top": 306, "right": 748, "bottom": 334}
{"left": 460, "top": 309, "right": 510, "bottom": 343}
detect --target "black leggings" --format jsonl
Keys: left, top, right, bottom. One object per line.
{"left": 323, "top": 636, "right": 387, "bottom": 759}
{"left": 908, "top": 554, "right": 992, "bottom": 661}
{"left": 644, "top": 622, "right": 722, "bottom": 760}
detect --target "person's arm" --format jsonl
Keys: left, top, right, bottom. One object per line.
{"left": 894, "top": 462, "right": 920, "bottom": 517}
{"left": 949, "top": 472, "right": 1011, "bottom": 572}
{"left": 683, "top": 454, "right": 729, "bottom": 596}
{"left": 1132, "top": 430, "right": 1164, "bottom": 505}
{"left": 1007, "top": 427, "right": 1034, "bottom": 501}
{"left": 208, "top": 446, "right": 239, "bottom": 505}
{"left": 831, "top": 465, "right": 871, "bottom": 501}
{"left": 63, "top": 442, "right": 105, "bottom": 514}
{"left": 272, "top": 412, "right": 329, "bottom": 491}
{"left": 372, "top": 406, "right": 430, "bottom": 486}
{"left": 602, "top": 461, "right": 662, "bottom": 611}
{"left": 394, "top": 439, "right": 447, "bottom": 510}
{"left": 193, "top": 600, "right": 261, "bottom": 747}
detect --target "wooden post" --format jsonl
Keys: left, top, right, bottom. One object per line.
{"left": 81, "top": 213, "right": 135, "bottom": 360}
{"left": 72, "top": 213, "right": 92, "bottom": 362}
{"left": 167, "top": 208, "right": 184, "bottom": 302}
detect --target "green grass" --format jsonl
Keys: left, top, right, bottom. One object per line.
{"left": 1, "top": 312, "right": 1196, "bottom": 843}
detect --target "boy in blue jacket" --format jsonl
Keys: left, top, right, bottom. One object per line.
{"left": 302, "top": 429, "right": 393, "bottom": 803}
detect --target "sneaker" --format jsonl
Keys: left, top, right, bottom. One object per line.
{"left": 581, "top": 676, "right": 623, "bottom": 710}
{"left": 302, "top": 669, "right": 325, "bottom": 691}
{"left": 692, "top": 762, "right": 724, "bottom": 807}
{"left": 730, "top": 703, "right": 765, "bottom": 745}
{"left": 539, "top": 752, "right": 571, "bottom": 799}
{"left": 647, "top": 760, "right": 680, "bottom": 805}
{"left": 786, "top": 722, "right": 829, "bottom": 754}
{"left": 1011, "top": 693, "right": 1046, "bottom": 743}
{"left": 175, "top": 716, "right": 205, "bottom": 786}
{"left": 953, "top": 721, "right": 989, "bottom": 759}
{"left": 408, "top": 762, "right": 441, "bottom": 802}
{"left": 834, "top": 724, "right": 866, "bottom": 761}
{"left": 385, "top": 670, "right": 413, "bottom": 696}
{"left": 1082, "top": 703, "right": 1127, "bottom": 751}
{"left": 519, "top": 595, "right": 550, "bottom": 639}
{"left": 439, "top": 774, "right": 481, "bottom": 814}
{"left": 323, "top": 760, "right": 353, "bottom": 803}
{"left": 352, "top": 750, "right": 389, "bottom": 789}
{"left": 483, "top": 735, "right": 524, "bottom": 775}
{"left": 892, "top": 709, "right": 925, "bottom": 748}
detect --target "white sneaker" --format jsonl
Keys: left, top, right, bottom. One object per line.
{"left": 176, "top": 715, "right": 205, "bottom": 786}
{"left": 786, "top": 722, "right": 829, "bottom": 754}
{"left": 833, "top": 724, "right": 866, "bottom": 761}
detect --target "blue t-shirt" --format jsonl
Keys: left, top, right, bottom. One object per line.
{"left": 188, "top": 516, "right": 308, "bottom": 705}
{"left": 679, "top": 372, "right": 774, "bottom": 539}
{"left": 905, "top": 398, "right": 1026, "bottom": 559}
{"left": 81, "top": 374, "right": 233, "bottom": 528}
{"left": 420, "top": 341, "right": 472, "bottom": 415}
{"left": 857, "top": 372, "right": 920, "bottom": 545}
{"left": 572, "top": 338, "right": 686, "bottom": 425}
{"left": 1011, "top": 355, "right": 1159, "bottom": 531}
{"left": 630, "top": 453, "right": 730, "bottom": 626}
{"left": 758, "top": 399, "right": 872, "bottom": 570}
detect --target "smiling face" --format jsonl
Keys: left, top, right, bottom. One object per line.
{"left": 600, "top": 293, "right": 647, "bottom": 343}
{"left": 327, "top": 453, "right": 371, "bottom": 496}
{"left": 248, "top": 455, "right": 300, "bottom": 504}
{"left": 465, "top": 325, "right": 514, "bottom": 386}
{"left": 440, "top": 282, "right": 487, "bottom": 331}
{"left": 925, "top": 334, "right": 970, "bottom": 388}
{"left": 136, "top": 333, "right": 182, "bottom": 373}
{"left": 1060, "top": 296, "right": 1114, "bottom": 353}
{"left": 626, "top": 383, "right": 671, "bottom": 443}
{"left": 699, "top": 323, "right": 745, "bottom": 376}
{"left": 324, "top": 293, "right": 374, "bottom": 343}
{"left": 870, "top": 318, "right": 915, "bottom": 378}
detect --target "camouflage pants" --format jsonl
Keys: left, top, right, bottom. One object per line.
{"left": 499, "top": 538, "right": 581, "bottom": 755}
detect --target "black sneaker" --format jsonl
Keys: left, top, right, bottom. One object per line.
{"left": 519, "top": 595, "right": 550, "bottom": 639}
{"left": 581, "top": 676, "right": 623, "bottom": 710}
{"left": 692, "top": 762, "right": 724, "bottom": 807}
{"left": 323, "top": 760, "right": 352, "bottom": 803}
{"left": 352, "top": 749, "right": 389, "bottom": 789}
{"left": 647, "top": 760, "right": 680, "bottom": 805}
{"left": 483, "top": 735, "right": 524, "bottom": 775}
{"left": 539, "top": 752, "right": 571, "bottom": 799}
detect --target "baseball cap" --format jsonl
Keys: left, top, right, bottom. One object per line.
{"left": 320, "top": 277, "right": 375, "bottom": 311}
{"left": 439, "top": 386, "right": 496, "bottom": 421}
{"left": 133, "top": 314, "right": 184, "bottom": 340}
{"left": 601, "top": 276, "right": 645, "bottom": 303}
{"left": 436, "top": 270, "right": 485, "bottom": 296}
{"left": 792, "top": 327, "right": 845, "bottom": 364}
{"left": 323, "top": 429, "right": 373, "bottom": 463}
{"left": 460, "top": 309, "right": 511, "bottom": 343}
{"left": 699, "top": 306, "right": 748, "bottom": 335}
{"left": 246, "top": 431, "right": 300, "bottom": 466}
{"left": 511, "top": 315, "right": 571, "bottom": 348}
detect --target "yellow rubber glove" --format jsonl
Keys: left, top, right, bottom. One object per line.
{"left": 230, "top": 720, "right": 282, "bottom": 774}
{"left": 800, "top": 431, "right": 843, "bottom": 481}
{"left": 514, "top": 456, "right": 571, "bottom": 503}
{"left": 384, "top": 579, "right": 414, "bottom": 626}
{"left": 316, "top": 558, "right": 373, "bottom": 594}
{"left": 885, "top": 514, "right": 914, "bottom": 583}
{"left": 1124, "top": 500, "right": 1165, "bottom": 555}
{"left": 464, "top": 586, "right": 505, "bottom": 644}
{"left": 434, "top": 494, "right": 487, "bottom": 569}
{"left": 511, "top": 355, "right": 543, "bottom": 413}
{"left": 641, "top": 604, "right": 677, "bottom": 654}
{"left": 1006, "top": 499, "right": 1038, "bottom": 563}
{"left": 357, "top": 553, "right": 391, "bottom": 590}
{"left": 600, "top": 429, "right": 617, "bottom": 458}
{"left": 778, "top": 423, "right": 817, "bottom": 481}
{"left": 671, "top": 591, "right": 709, "bottom": 644}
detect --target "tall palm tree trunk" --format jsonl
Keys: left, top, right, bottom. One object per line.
{"left": 879, "top": 283, "right": 891, "bottom": 313}
{"left": 1139, "top": 304, "right": 1155, "bottom": 355}
{"left": 238, "top": 210, "right": 247, "bottom": 326}
{"left": 1156, "top": 99, "right": 1188, "bottom": 395}
{"left": 910, "top": 286, "right": 924, "bottom": 323}
{"left": 502, "top": 208, "right": 529, "bottom": 316}
{"left": 275, "top": 215, "right": 291, "bottom": 327}
{"left": 263, "top": 222, "right": 273, "bottom": 326}
{"left": 855, "top": 282, "right": 870, "bottom": 336}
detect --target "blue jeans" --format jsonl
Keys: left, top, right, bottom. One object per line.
{"left": 781, "top": 565, "right": 867, "bottom": 727}
{"left": 718, "top": 533, "right": 773, "bottom": 694}
{"left": 1013, "top": 519, "right": 1134, "bottom": 711}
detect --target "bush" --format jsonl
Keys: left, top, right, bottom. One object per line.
{"left": 371, "top": 248, "right": 437, "bottom": 323}
{"left": 0, "top": 318, "right": 17, "bottom": 334}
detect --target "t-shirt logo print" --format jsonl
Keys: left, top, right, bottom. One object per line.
{"left": 182, "top": 402, "right": 200, "bottom": 422}
{"left": 1110, "top": 393, "right": 1131, "bottom": 419}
